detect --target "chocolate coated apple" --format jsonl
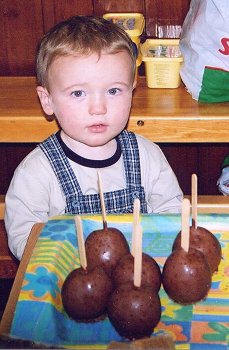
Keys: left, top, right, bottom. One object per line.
{"left": 61, "top": 266, "right": 113, "bottom": 322}
{"left": 172, "top": 225, "right": 222, "bottom": 273}
{"left": 85, "top": 227, "right": 130, "bottom": 276}
{"left": 112, "top": 252, "right": 161, "bottom": 292}
{"left": 107, "top": 282, "right": 161, "bottom": 339}
{"left": 162, "top": 247, "right": 211, "bottom": 304}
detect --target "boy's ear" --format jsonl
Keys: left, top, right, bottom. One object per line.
{"left": 36, "top": 86, "right": 54, "bottom": 116}
{"left": 133, "top": 79, "right": 137, "bottom": 90}
{"left": 132, "top": 77, "right": 137, "bottom": 90}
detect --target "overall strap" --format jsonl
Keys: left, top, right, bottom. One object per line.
{"left": 118, "top": 130, "right": 142, "bottom": 189}
{"left": 39, "top": 133, "right": 83, "bottom": 196}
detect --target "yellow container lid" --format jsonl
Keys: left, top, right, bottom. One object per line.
{"left": 141, "top": 39, "right": 183, "bottom": 62}
{"left": 136, "top": 54, "right": 142, "bottom": 67}
{"left": 103, "top": 13, "right": 145, "bottom": 37}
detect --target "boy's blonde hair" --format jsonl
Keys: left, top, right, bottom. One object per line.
{"left": 36, "top": 15, "right": 136, "bottom": 88}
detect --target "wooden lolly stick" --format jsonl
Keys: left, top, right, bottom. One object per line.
{"left": 191, "top": 173, "right": 198, "bottom": 229}
{"left": 134, "top": 223, "right": 143, "bottom": 288}
{"left": 181, "top": 198, "right": 190, "bottom": 253}
{"left": 131, "top": 198, "right": 141, "bottom": 257}
{"left": 75, "top": 215, "right": 87, "bottom": 270}
{"left": 97, "top": 171, "right": 107, "bottom": 230}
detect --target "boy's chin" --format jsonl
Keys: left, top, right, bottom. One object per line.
{"left": 86, "top": 140, "right": 113, "bottom": 148}
{"left": 84, "top": 135, "right": 117, "bottom": 148}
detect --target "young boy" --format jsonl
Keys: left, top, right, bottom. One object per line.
{"left": 5, "top": 16, "right": 183, "bottom": 260}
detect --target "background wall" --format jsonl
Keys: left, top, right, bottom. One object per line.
{"left": 0, "top": 0, "right": 228, "bottom": 195}
{"left": 1, "top": 0, "right": 191, "bottom": 76}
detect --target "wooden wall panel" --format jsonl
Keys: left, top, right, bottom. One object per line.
{"left": 160, "top": 144, "right": 198, "bottom": 195}
{"left": 0, "top": 148, "right": 8, "bottom": 195}
{"left": 197, "top": 144, "right": 229, "bottom": 195}
{"left": 0, "top": 0, "right": 191, "bottom": 76}
{"left": 41, "top": 0, "right": 94, "bottom": 33}
{"left": 161, "top": 144, "right": 229, "bottom": 195}
{"left": 93, "top": 0, "right": 145, "bottom": 16}
{"left": 0, "top": 144, "right": 36, "bottom": 194}
{"left": 0, "top": 0, "right": 44, "bottom": 76}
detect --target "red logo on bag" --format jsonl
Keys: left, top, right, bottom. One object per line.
{"left": 219, "top": 38, "right": 229, "bottom": 55}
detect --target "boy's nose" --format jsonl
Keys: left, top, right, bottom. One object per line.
{"left": 88, "top": 96, "right": 107, "bottom": 116}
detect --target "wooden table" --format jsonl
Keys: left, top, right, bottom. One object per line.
{"left": 1, "top": 76, "right": 229, "bottom": 143}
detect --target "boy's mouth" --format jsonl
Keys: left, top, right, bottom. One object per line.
{"left": 88, "top": 124, "right": 107, "bottom": 133}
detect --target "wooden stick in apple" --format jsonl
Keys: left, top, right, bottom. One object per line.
{"left": 75, "top": 215, "right": 87, "bottom": 270}
{"left": 61, "top": 214, "right": 113, "bottom": 322}
{"left": 84, "top": 171, "right": 130, "bottom": 276}
{"left": 131, "top": 198, "right": 140, "bottom": 257}
{"left": 97, "top": 170, "right": 107, "bottom": 230}
{"left": 191, "top": 173, "right": 198, "bottom": 229}
{"left": 133, "top": 223, "right": 143, "bottom": 288}
{"left": 181, "top": 198, "right": 190, "bottom": 253}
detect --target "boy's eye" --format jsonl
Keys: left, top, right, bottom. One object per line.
{"left": 71, "top": 90, "right": 85, "bottom": 97}
{"left": 108, "top": 88, "right": 120, "bottom": 95}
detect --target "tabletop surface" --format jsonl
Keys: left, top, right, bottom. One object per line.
{"left": 1, "top": 76, "right": 229, "bottom": 143}
{"left": 4, "top": 213, "right": 229, "bottom": 349}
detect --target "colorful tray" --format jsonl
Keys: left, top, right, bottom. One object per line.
{"left": 9, "top": 214, "right": 229, "bottom": 349}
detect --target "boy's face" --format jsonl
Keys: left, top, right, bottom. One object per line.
{"left": 37, "top": 51, "right": 135, "bottom": 149}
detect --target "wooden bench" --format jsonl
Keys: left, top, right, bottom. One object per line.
{"left": 0, "top": 194, "right": 228, "bottom": 280}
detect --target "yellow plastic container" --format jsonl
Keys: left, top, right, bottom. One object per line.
{"left": 103, "top": 13, "right": 145, "bottom": 47}
{"left": 141, "top": 39, "right": 183, "bottom": 88}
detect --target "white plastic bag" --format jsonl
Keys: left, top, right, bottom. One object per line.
{"left": 217, "top": 155, "right": 229, "bottom": 196}
{"left": 179, "top": 0, "right": 229, "bottom": 103}
{"left": 217, "top": 166, "right": 229, "bottom": 196}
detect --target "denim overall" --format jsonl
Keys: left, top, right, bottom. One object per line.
{"left": 39, "top": 130, "right": 147, "bottom": 214}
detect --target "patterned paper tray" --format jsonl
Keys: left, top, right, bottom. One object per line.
{"left": 9, "top": 213, "right": 229, "bottom": 349}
